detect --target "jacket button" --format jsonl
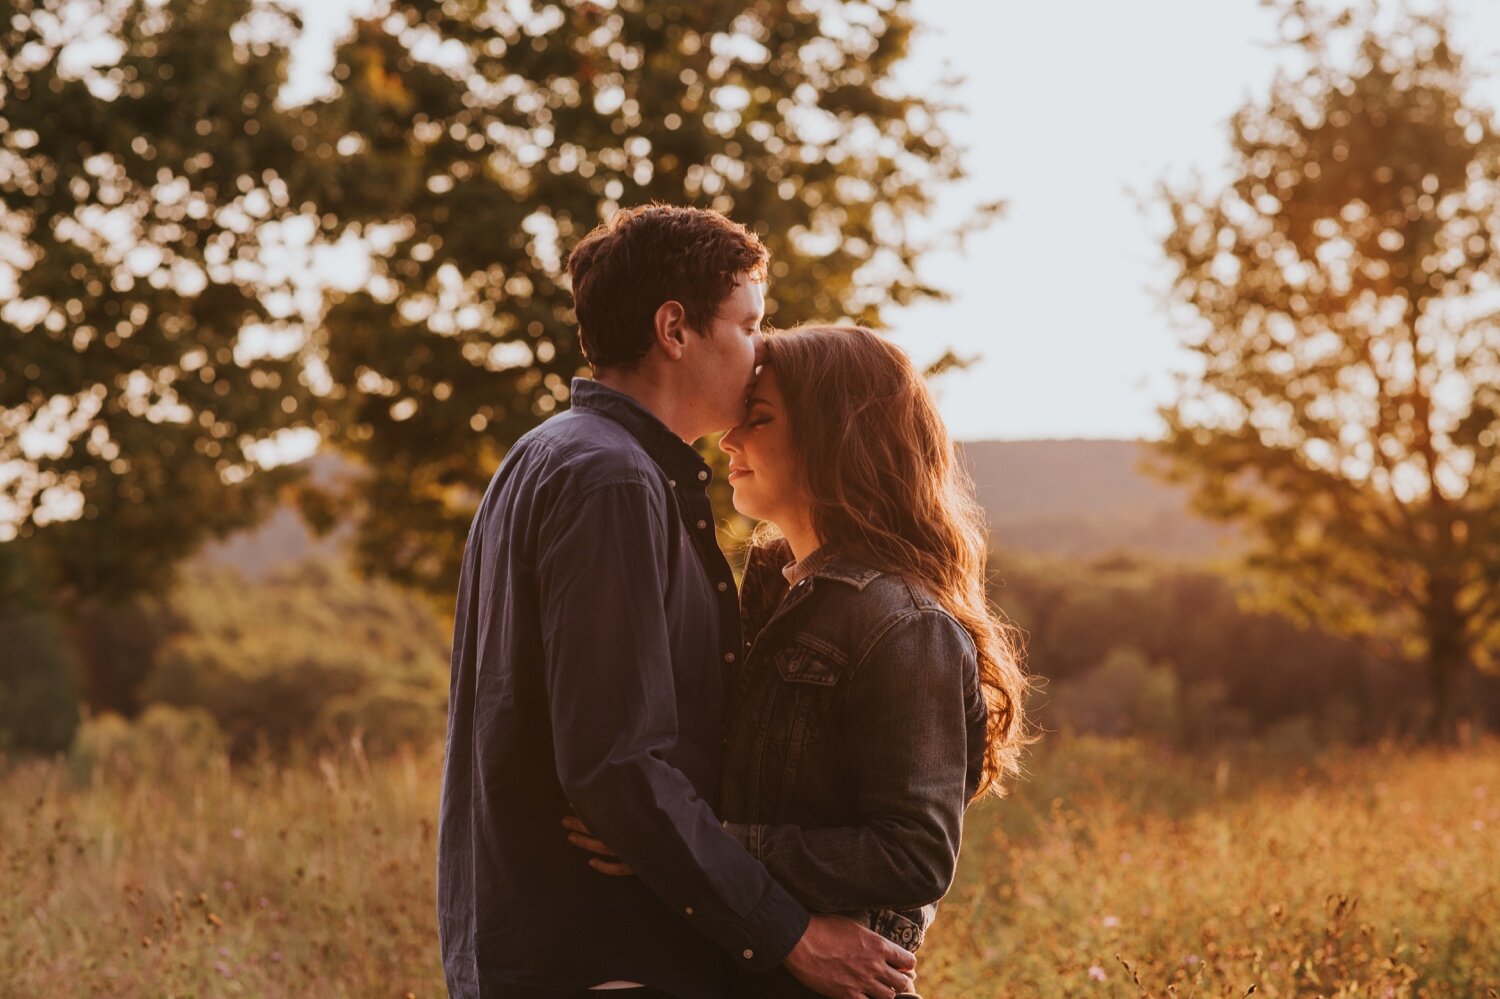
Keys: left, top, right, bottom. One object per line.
{"left": 698, "top": 470, "right": 709, "bottom": 481}
{"left": 724, "top": 652, "right": 736, "bottom": 663}
{"left": 717, "top": 581, "right": 728, "bottom": 592}
{"left": 685, "top": 906, "right": 694, "bottom": 916}
{"left": 742, "top": 949, "right": 754, "bottom": 960}
{"left": 696, "top": 519, "right": 708, "bottom": 530}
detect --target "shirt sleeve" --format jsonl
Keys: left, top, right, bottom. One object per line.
{"left": 537, "top": 477, "right": 810, "bottom": 970}
{"left": 725, "top": 610, "right": 982, "bottom": 913}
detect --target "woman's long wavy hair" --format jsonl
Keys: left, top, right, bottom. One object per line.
{"left": 756, "top": 325, "right": 1035, "bottom": 799}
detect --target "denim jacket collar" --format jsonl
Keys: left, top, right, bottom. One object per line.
{"left": 800, "top": 548, "right": 882, "bottom": 592}
{"left": 569, "top": 377, "right": 710, "bottom": 485}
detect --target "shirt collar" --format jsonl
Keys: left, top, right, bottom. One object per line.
{"left": 782, "top": 546, "right": 882, "bottom": 591}
{"left": 568, "top": 377, "right": 711, "bottom": 485}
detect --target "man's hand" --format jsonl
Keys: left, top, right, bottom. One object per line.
{"left": 784, "top": 914, "right": 916, "bottom": 999}
{"left": 561, "top": 815, "right": 635, "bottom": 876}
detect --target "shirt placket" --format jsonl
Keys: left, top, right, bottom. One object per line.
{"left": 673, "top": 466, "right": 743, "bottom": 683}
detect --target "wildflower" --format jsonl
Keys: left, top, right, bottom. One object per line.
{"left": 1186, "top": 954, "right": 1199, "bottom": 965}
{"left": 231, "top": 827, "right": 244, "bottom": 840}
{"left": 1088, "top": 965, "right": 1107, "bottom": 981}
{"left": 1102, "top": 915, "right": 1121, "bottom": 928}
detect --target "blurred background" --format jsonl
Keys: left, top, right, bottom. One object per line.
{"left": 3, "top": 0, "right": 1499, "bottom": 994}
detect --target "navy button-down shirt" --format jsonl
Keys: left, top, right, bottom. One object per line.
{"left": 438, "top": 378, "right": 810, "bottom": 999}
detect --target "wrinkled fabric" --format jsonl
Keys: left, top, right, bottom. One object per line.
{"left": 438, "top": 379, "right": 809, "bottom": 999}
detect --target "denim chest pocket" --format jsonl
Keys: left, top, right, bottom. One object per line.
{"left": 759, "top": 634, "right": 849, "bottom": 809}
{"left": 772, "top": 634, "right": 847, "bottom": 687}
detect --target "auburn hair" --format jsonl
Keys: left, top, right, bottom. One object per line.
{"left": 757, "top": 325, "right": 1034, "bottom": 799}
{"left": 567, "top": 204, "right": 769, "bottom": 369}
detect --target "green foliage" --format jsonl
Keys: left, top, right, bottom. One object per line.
{"left": 1049, "top": 646, "right": 1180, "bottom": 741}
{"left": 0, "top": 605, "right": 79, "bottom": 755}
{"left": 4, "top": 0, "right": 991, "bottom": 636}
{"left": 69, "top": 704, "right": 226, "bottom": 783}
{"left": 1155, "top": 1, "right": 1500, "bottom": 737}
{"left": 1, "top": 0, "right": 331, "bottom": 602}
{"left": 141, "top": 560, "right": 448, "bottom": 755}
{"left": 307, "top": 0, "right": 991, "bottom": 594}
{"left": 990, "top": 552, "right": 1494, "bottom": 745}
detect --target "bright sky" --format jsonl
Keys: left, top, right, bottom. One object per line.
{"left": 883, "top": 0, "right": 1500, "bottom": 441}
{"left": 280, "top": 0, "right": 1500, "bottom": 443}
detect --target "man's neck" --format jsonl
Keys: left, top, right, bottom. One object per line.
{"left": 594, "top": 368, "right": 699, "bottom": 444}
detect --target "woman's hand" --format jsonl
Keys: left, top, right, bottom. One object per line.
{"left": 561, "top": 815, "right": 635, "bottom": 876}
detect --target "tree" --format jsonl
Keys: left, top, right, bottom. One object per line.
{"left": 0, "top": 0, "right": 332, "bottom": 593}
{"left": 2, "top": 0, "right": 991, "bottom": 709}
{"left": 1, "top": 0, "right": 345, "bottom": 708}
{"left": 1155, "top": 0, "right": 1500, "bottom": 740}
{"left": 306, "top": 0, "right": 993, "bottom": 593}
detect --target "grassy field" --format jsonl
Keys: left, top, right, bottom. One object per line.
{"left": 2, "top": 734, "right": 1496, "bottom": 998}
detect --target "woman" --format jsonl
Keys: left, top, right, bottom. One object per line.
{"left": 573, "top": 325, "right": 1031, "bottom": 997}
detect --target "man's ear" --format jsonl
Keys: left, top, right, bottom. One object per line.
{"left": 653, "top": 300, "right": 689, "bottom": 361}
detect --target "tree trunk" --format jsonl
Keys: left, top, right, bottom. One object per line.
{"left": 65, "top": 597, "right": 166, "bottom": 718}
{"left": 1424, "top": 574, "right": 1474, "bottom": 744}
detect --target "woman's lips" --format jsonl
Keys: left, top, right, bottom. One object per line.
{"left": 727, "top": 468, "right": 752, "bottom": 482}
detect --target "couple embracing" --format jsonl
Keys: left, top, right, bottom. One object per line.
{"left": 438, "top": 205, "right": 1030, "bottom": 999}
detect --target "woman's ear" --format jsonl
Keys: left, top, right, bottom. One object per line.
{"left": 653, "top": 300, "right": 689, "bottom": 360}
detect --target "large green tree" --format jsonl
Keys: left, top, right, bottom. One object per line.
{"left": 0, "top": 0, "right": 346, "bottom": 706}
{"left": 1156, "top": 0, "right": 1500, "bottom": 740}
{"left": 308, "top": 0, "right": 990, "bottom": 593}
{"left": 2, "top": 0, "right": 989, "bottom": 711}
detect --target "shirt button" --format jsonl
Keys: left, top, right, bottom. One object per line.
{"left": 698, "top": 470, "right": 709, "bottom": 481}
{"left": 716, "top": 581, "right": 728, "bottom": 592}
{"left": 742, "top": 949, "right": 754, "bottom": 961}
{"left": 724, "top": 652, "right": 736, "bottom": 663}
{"left": 696, "top": 519, "right": 708, "bottom": 530}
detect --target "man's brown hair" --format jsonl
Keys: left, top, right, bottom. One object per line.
{"left": 566, "top": 204, "right": 769, "bottom": 369}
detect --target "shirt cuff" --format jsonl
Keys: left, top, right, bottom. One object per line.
{"left": 732, "top": 874, "right": 810, "bottom": 972}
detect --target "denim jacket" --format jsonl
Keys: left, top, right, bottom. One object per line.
{"left": 720, "top": 540, "right": 988, "bottom": 980}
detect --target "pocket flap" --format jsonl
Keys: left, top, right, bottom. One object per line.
{"left": 772, "top": 635, "right": 847, "bottom": 686}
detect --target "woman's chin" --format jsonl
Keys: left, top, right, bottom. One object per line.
{"left": 728, "top": 490, "right": 760, "bottom": 520}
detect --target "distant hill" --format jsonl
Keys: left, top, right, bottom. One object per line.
{"left": 960, "top": 439, "right": 1237, "bottom": 561}
{"left": 197, "top": 440, "right": 1238, "bottom": 577}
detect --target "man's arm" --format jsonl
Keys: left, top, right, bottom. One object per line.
{"left": 537, "top": 477, "right": 808, "bottom": 970}
{"left": 725, "top": 611, "right": 981, "bottom": 914}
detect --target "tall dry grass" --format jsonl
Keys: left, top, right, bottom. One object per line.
{"left": 2, "top": 735, "right": 1496, "bottom": 997}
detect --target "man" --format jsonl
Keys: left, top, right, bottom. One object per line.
{"left": 438, "top": 204, "right": 917, "bottom": 998}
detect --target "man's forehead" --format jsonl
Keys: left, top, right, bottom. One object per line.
{"left": 725, "top": 278, "right": 766, "bottom": 317}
